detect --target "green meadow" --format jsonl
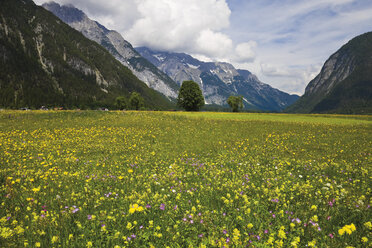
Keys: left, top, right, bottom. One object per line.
{"left": 0, "top": 111, "right": 371, "bottom": 247}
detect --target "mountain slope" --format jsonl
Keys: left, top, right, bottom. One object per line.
{"left": 287, "top": 32, "right": 372, "bottom": 114}
{"left": 0, "top": 0, "right": 173, "bottom": 109}
{"left": 42, "top": 1, "right": 179, "bottom": 99}
{"left": 136, "top": 47, "right": 299, "bottom": 111}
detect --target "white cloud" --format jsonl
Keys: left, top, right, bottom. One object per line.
{"left": 195, "top": 29, "right": 233, "bottom": 59}
{"left": 125, "top": 0, "right": 231, "bottom": 53}
{"left": 234, "top": 41, "right": 257, "bottom": 63}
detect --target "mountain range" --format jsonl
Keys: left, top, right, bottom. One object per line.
{"left": 136, "top": 47, "right": 299, "bottom": 111}
{"left": 287, "top": 32, "right": 372, "bottom": 114}
{"left": 0, "top": 0, "right": 173, "bottom": 109}
{"left": 2, "top": 0, "right": 370, "bottom": 113}
{"left": 43, "top": 1, "right": 299, "bottom": 112}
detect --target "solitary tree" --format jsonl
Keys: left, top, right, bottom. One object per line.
{"left": 129, "top": 92, "right": 144, "bottom": 110}
{"left": 177, "top": 81, "right": 205, "bottom": 111}
{"left": 115, "top": 96, "right": 127, "bottom": 110}
{"left": 227, "top": 95, "right": 244, "bottom": 112}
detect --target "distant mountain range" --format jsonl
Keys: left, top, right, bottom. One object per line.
{"left": 287, "top": 32, "right": 372, "bottom": 114}
{"left": 136, "top": 47, "right": 299, "bottom": 111}
{"left": 0, "top": 0, "right": 173, "bottom": 109}
{"left": 43, "top": 1, "right": 299, "bottom": 112}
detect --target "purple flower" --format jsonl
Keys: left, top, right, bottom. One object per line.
{"left": 198, "top": 234, "right": 204, "bottom": 238}
{"left": 174, "top": 205, "right": 178, "bottom": 210}
{"left": 183, "top": 218, "right": 187, "bottom": 222}
{"left": 146, "top": 204, "right": 151, "bottom": 209}
{"left": 159, "top": 204, "right": 165, "bottom": 210}
{"left": 87, "top": 215, "right": 92, "bottom": 220}
{"left": 226, "top": 237, "right": 230, "bottom": 243}
{"left": 190, "top": 220, "right": 194, "bottom": 224}
{"left": 223, "top": 230, "right": 228, "bottom": 235}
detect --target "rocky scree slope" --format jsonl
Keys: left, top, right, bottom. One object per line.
{"left": 42, "top": 1, "right": 179, "bottom": 100}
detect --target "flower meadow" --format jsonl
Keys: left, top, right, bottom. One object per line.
{"left": 0, "top": 110, "right": 371, "bottom": 247}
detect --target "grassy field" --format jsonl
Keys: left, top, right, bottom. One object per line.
{"left": 0, "top": 110, "right": 371, "bottom": 247}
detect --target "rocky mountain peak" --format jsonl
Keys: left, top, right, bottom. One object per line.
{"left": 136, "top": 47, "right": 299, "bottom": 111}
{"left": 43, "top": 2, "right": 179, "bottom": 99}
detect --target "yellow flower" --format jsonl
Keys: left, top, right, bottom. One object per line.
{"left": 310, "top": 205, "right": 317, "bottom": 211}
{"left": 361, "top": 237, "right": 368, "bottom": 243}
{"left": 247, "top": 223, "right": 253, "bottom": 229}
{"left": 35, "top": 242, "right": 41, "bottom": 247}
{"left": 278, "top": 226, "right": 286, "bottom": 239}
{"left": 51, "top": 236, "right": 58, "bottom": 244}
{"left": 129, "top": 203, "right": 144, "bottom": 214}
{"left": 87, "top": 241, "right": 93, "bottom": 248}
{"left": 364, "top": 221, "right": 372, "bottom": 229}
{"left": 32, "top": 187, "right": 40, "bottom": 193}
{"left": 233, "top": 228, "right": 240, "bottom": 242}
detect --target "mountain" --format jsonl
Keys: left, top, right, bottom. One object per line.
{"left": 136, "top": 47, "right": 299, "bottom": 111}
{"left": 42, "top": 1, "right": 179, "bottom": 99}
{"left": 0, "top": 0, "right": 173, "bottom": 109}
{"left": 287, "top": 32, "right": 372, "bottom": 114}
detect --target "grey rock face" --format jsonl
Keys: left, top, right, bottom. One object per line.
{"left": 305, "top": 51, "right": 355, "bottom": 96}
{"left": 42, "top": 2, "right": 179, "bottom": 99}
{"left": 136, "top": 47, "right": 299, "bottom": 111}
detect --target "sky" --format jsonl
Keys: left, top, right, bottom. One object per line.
{"left": 34, "top": 0, "right": 372, "bottom": 95}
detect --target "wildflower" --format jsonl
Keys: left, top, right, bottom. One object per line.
{"left": 278, "top": 226, "right": 286, "bottom": 239}
{"left": 364, "top": 221, "right": 372, "bottom": 229}
{"left": 129, "top": 204, "right": 144, "bottom": 214}
{"left": 126, "top": 222, "right": 132, "bottom": 230}
{"left": 310, "top": 205, "right": 317, "bottom": 211}
{"left": 338, "top": 223, "right": 356, "bottom": 236}
{"left": 247, "top": 223, "right": 253, "bottom": 229}
{"left": 233, "top": 228, "right": 240, "bottom": 242}
{"left": 51, "top": 236, "right": 59, "bottom": 244}
{"left": 361, "top": 237, "right": 368, "bottom": 243}
{"left": 87, "top": 241, "right": 93, "bottom": 248}
{"left": 35, "top": 242, "right": 41, "bottom": 247}
{"left": 159, "top": 204, "right": 165, "bottom": 210}
{"left": 32, "top": 187, "right": 40, "bottom": 193}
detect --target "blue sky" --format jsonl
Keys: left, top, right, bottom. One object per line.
{"left": 35, "top": 0, "right": 372, "bottom": 94}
